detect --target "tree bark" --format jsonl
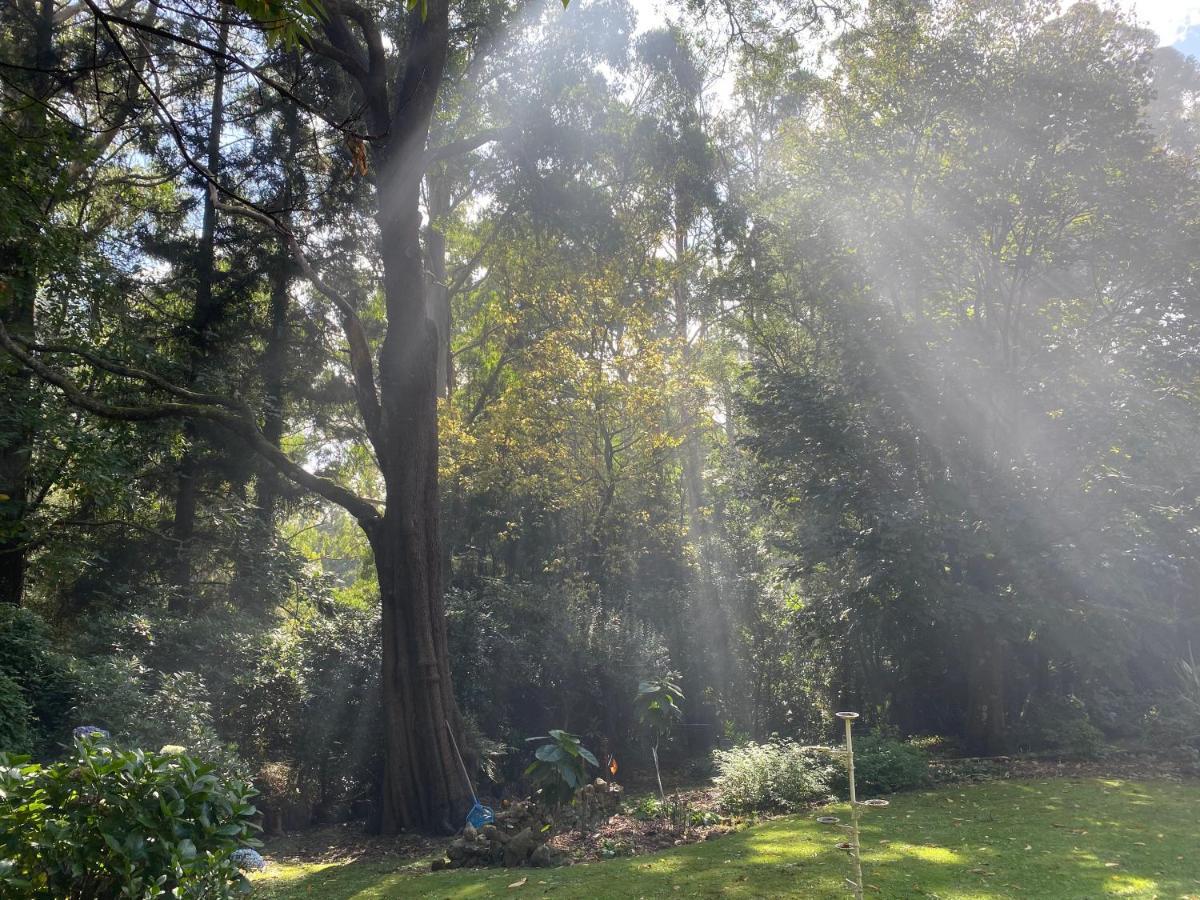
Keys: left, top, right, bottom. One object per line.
{"left": 672, "top": 204, "right": 731, "bottom": 704}
{"left": 254, "top": 92, "right": 304, "bottom": 530}
{"left": 368, "top": 198, "right": 466, "bottom": 832}
{"left": 424, "top": 170, "right": 453, "bottom": 397}
{"left": 362, "top": 1, "right": 467, "bottom": 833}
{"left": 0, "top": 250, "right": 35, "bottom": 607}
{"left": 0, "top": 0, "right": 54, "bottom": 606}
{"left": 255, "top": 247, "right": 290, "bottom": 527}
{"left": 964, "top": 618, "right": 1007, "bottom": 754}
{"left": 169, "top": 16, "right": 229, "bottom": 607}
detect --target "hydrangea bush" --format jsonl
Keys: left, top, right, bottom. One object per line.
{"left": 72, "top": 724, "right": 110, "bottom": 740}
{"left": 0, "top": 733, "right": 261, "bottom": 898}
{"left": 230, "top": 848, "right": 267, "bottom": 871}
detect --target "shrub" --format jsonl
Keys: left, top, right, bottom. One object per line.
{"left": 74, "top": 658, "right": 247, "bottom": 778}
{"left": 713, "top": 739, "right": 835, "bottom": 813}
{"left": 1047, "top": 718, "right": 1106, "bottom": 759}
{"left": 0, "top": 606, "right": 74, "bottom": 754}
{"left": 630, "top": 794, "right": 664, "bottom": 820}
{"left": 834, "top": 735, "right": 929, "bottom": 795}
{"left": 0, "top": 674, "right": 32, "bottom": 754}
{"left": 1014, "top": 698, "right": 1106, "bottom": 759}
{"left": 0, "top": 735, "right": 260, "bottom": 898}
{"left": 525, "top": 730, "right": 598, "bottom": 806}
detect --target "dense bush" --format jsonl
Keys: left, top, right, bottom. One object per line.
{"left": 73, "top": 657, "right": 246, "bottom": 778}
{"left": 229, "top": 604, "right": 382, "bottom": 825}
{"left": 446, "top": 579, "right": 673, "bottom": 776}
{"left": 1014, "top": 699, "right": 1106, "bottom": 759}
{"left": 0, "top": 736, "right": 261, "bottom": 898}
{"left": 834, "top": 735, "right": 929, "bottom": 795}
{"left": 0, "top": 673, "right": 32, "bottom": 754}
{"left": 713, "top": 739, "right": 836, "bottom": 812}
{"left": 0, "top": 606, "right": 74, "bottom": 755}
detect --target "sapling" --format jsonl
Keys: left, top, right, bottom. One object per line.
{"left": 634, "top": 677, "right": 684, "bottom": 804}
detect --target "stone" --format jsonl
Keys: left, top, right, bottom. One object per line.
{"left": 503, "top": 827, "right": 537, "bottom": 867}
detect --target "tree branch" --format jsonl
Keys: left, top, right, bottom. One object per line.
{"left": 14, "top": 335, "right": 246, "bottom": 412}
{"left": 0, "top": 320, "right": 381, "bottom": 526}
{"left": 208, "top": 186, "right": 384, "bottom": 449}
{"left": 422, "top": 125, "right": 512, "bottom": 172}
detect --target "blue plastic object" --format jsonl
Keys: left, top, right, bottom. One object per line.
{"left": 447, "top": 719, "right": 496, "bottom": 831}
{"left": 466, "top": 801, "right": 495, "bottom": 829}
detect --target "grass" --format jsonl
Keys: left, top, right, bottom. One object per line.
{"left": 253, "top": 777, "right": 1200, "bottom": 898}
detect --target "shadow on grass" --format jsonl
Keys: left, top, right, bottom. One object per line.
{"left": 256, "top": 778, "right": 1200, "bottom": 899}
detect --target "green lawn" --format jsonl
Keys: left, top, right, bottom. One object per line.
{"left": 254, "top": 778, "right": 1200, "bottom": 898}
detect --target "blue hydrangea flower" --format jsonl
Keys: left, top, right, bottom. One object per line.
{"left": 72, "top": 725, "right": 110, "bottom": 740}
{"left": 230, "top": 848, "right": 266, "bottom": 871}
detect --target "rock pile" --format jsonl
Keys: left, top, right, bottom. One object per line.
{"left": 432, "top": 779, "right": 624, "bottom": 870}
{"left": 564, "top": 777, "right": 623, "bottom": 831}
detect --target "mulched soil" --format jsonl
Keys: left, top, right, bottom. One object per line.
{"left": 262, "top": 821, "right": 451, "bottom": 870}
{"left": 546, "top": 786, "right": 748, "bottom": 861}
{"left": 931, "top": 750, "right": 1199, "bottom": 785}
{"left": 260, "top": 751, "right": 1199, "bottom": 871}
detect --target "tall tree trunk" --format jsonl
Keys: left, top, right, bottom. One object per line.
{"left": 964, "top": 618, "right": 1007, "bottom": 754}
{"left": 371, "top": 204, "right": 465, "bottom": 832}
{"left": 254, "top": 248, "right": 290, "bottom": 528}
{"left": 424, "top": 170, "right": 453, "bottom": 397}
{"left": 169, "top": 18, "right": 229, "bottom": 607}
{"left": 254, "top": 93, "right": 304, "bottom": 531}
{"left": 0, "top": 249, "right": 35, "bottom": 607}
{"left": 672, "top": 208, "right": 731, "bottom": 704}
{"left": 0, "top": 0, "right": 54, "bottom": 606}
{"left": 363, "top": 3, "right": 467, "bottom": 833}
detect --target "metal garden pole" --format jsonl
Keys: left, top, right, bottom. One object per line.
{"left": 815, "top": 712, "right": 890, "bottom": 898}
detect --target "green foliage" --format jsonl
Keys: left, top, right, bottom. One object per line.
{"left": 834, "top": 735, "right": 928, "bottom": 796}
{"left": 1014, "top": 702, "right": 1107, "bottom": 760}
{"left": 630, "top": 794, "right": 664, "bottom": 821}
{"left": 0, "top": 606, "right": 74, "bottom": 755}
{"left": 735, "top": 0, "right": 1200, "bottom": 754}
{"left": 230, "top": 0, "right": 327, "bottom": 47}
{"left": 231, "top": 604, "right": 382, "bottom": 820}
{"left": 0, "top": 674, "right": 32, "bottom": 754}
{"left": 634, "top": 678, "right": 684, "bottom": 738}
{"left": 712, "top": 739, "right": 835, "bottom": 813}
{"left": 74, "top": 657, "right": 245, "bottom": 777}
{"left": 0, "top": 736, "right": 260, "bottom": 898}
{"left": 524, "top": 730, "right": 598, "bottom": 806}
{"left": 445, "top": 579, "right": 671, "bottom": 770}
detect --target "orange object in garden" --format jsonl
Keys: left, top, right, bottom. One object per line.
{"left": 608, "top": 755, "right": 618, "bottom": 776}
